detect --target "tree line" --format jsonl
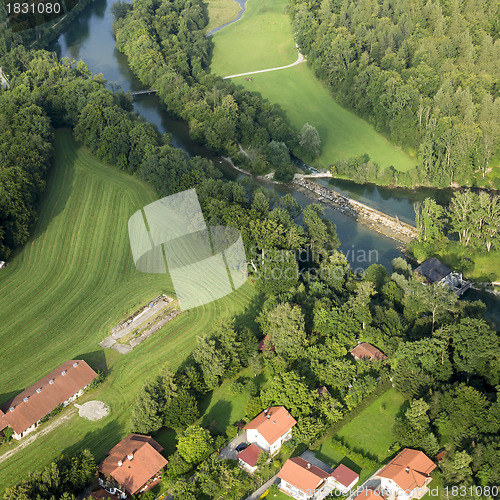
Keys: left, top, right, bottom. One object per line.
{"left": 415, "top": 190, "right": 500, "bottom": 252}
{"left": 290, "top": 0, "right": 500, "bottom": 187}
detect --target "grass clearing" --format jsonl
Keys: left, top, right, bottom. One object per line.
{"left": 335, "top": 388, "right": 406, "bottom": 461}
{"left": 210, "top": 0, "right": 297, "bottom": 77}
{"left": 0, "top": 129, "right": 257, "bottom": 494}
{"left": 210, "top": 0, "right": 416, "bottom": 171}
{"left": 205, "top": 0, "right": 242, "bottom": 35}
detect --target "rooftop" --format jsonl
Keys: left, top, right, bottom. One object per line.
{"left": 331, "top": 463, "right": 359, "bottom": 488}
{"left": 278, "top": 457, "right": 331, "bottom": 493}
{"left": 414, "top": 258, "right": 451, "bottom": 284}
{"left": 100, "top": 434, "right": 167, "bottom": 495}
{"left": 0, "top": 360, "right": 98, "bottom": 434}
{"left": 244, "top": 406, "right": 297, "bottom": 445}
{"left": 350, "top": 343, "right": 387, "bottom": 361}
{"left": 237, "top": 443, "right": 263, "bottom": 467}
{"left": 377, "top": 448, "right": 436, "bottom": 491}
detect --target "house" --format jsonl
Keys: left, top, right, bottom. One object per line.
{"left": 330, "top": 463, "right": 359, "bottom": 493}
{"left": 98, "top": 434, "right": 167, "bottom": 499}
{"left": 350, "top": 342, "right": 387, "bottom": 361}
{"left": 353, "top": 488, "right": 385, "bottom": 500}
{"left": 414, "top": 257, "right": 471, "bottom": 296}
{"left": 376, "top": 448, "right": 436, "bottom": 500}
{"left": 237, "top": 443, "right": 264, "bottom": 473}
{"left": 244, "top": 406, "right": 297, "bottom": 454}
{"left": 0, "top": 360, "right": 97, "bottom": 440}
{"left": 278, "top": 457, "right": 332, "bottom": 499}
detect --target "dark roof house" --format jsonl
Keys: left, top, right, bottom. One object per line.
{"left": 414, "top": 258, "right": 452, "bottom": 284}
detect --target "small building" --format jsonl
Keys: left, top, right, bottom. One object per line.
{"left": 317, "top": 386, "right": 331, "bottom": 398}
{"left": 0, "top": 360, "right": 98, "bottom": 440}
{"left": 91, "top": 489, "right": 116, "bottom": 499}
{"left": 353, "top": 488, "right": 385, "bottom": 500}
{"left": 376, "top": 448, "right": 436, "bottom": 500}
{"left": 98, "top": 434, "right": 167, "bottom": 499}
{"left": 237, "top": 443, "right": 264, "bottom": 473}
{"left": 244, "top": 406, "right": 296, "bottom": 455}
{"left": 350, "top": 342, "right": 387, "bottom": 361}
{"left": 0, "top": 261, "right": 5, "bottom": 269}
{"left": 414, "top": 257, "right": 470, "bottom": 296}
{"left": 330, "top": 463, "right": 359, "bottom": 493}
{"left": 278, "top": 457, "right": 331, "bottom": 499}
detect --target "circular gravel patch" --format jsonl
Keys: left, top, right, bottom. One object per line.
{"left": 76, "top": 401, "right": 109, "bottom": 421}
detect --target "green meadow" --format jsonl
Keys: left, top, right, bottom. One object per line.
{"left": 0, "top": 129, "right": 257, "bottom": 494}
{"left": 210, "top": 0, "right": 297, "bottom": 76}
{"left": 205, "top": 0, "right": 242, "bottom": 34}
{"left": 210, "top": 0, "right": 416, "bottom": 171}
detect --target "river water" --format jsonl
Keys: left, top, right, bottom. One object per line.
{"left": 47, "top": 0, "right": 500, "bottom": 327}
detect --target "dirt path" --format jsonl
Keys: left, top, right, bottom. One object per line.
{"left": 222, "top": 51, "right": 305, "bottom": 79}
{"left": 0, "top": 407, "right": 76, "bottom": 464}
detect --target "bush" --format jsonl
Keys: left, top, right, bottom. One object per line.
{"left": 228, "top": 380, "right": 245, "bottom": 396}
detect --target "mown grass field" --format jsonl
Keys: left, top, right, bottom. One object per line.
{"left": 210, "top": 0, "right": 416, "bottom": 172}
{"left": 335, "top": 388, "right": 406, "bottom": 461}
{"left": 205, "top": 0, "right": 242, "bottom": 34}
{"left": 0, "top": 129, "right": 257, "bottom": 494}
{"left": 210, "top": 0, "right": 297, "bottom": 76}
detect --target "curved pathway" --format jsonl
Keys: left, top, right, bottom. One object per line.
{"left": 222, "top": 51, "right": 305, "bottom": 79}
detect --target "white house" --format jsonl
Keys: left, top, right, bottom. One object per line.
{"left": 330, "top": 463, "right": 359, "bottom": 493}
{"left": 244, "top": 406, "right": 297, "bottom": 455}
{"left": 278, "top": 457, "right": 332, "bottom": 499}
{"left": 0, "top": 360, "right": 97, "bottom": 439}
{"left": 376, "top": 448, "right": 436, "bottom": 500}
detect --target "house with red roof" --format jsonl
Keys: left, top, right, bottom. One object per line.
{"left": 350, "top": 342, "right": 387, "bottom": 361}
{"left": 278, "top": 457, "right": 333, "bottom": 499}
{"left": 331, "top": 463, "right": 359, "bottom": 493}
{"left": 376, "top": 448, "right": 436, "bottom": 500}
{"left": 237, "top": 443, "right": 264, "bottom": 473}
{"left": 97, "top": 434, "right": 168, "bottom": 499}
{"left": 0, "top": 360, "right": 97, "bottom": 440}
{"left": 244, "top": 406, "right": 297, "bottom": 455}
{"left": 354, "top": 488, "right": 385, "bottom": 500}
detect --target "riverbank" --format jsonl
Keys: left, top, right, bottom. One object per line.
{"left": 295, "top": 179, "right": 417, "bottom": 244}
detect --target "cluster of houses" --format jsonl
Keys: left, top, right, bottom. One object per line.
{"left": 235, "top": 406, "right": 436, "bottom": 500}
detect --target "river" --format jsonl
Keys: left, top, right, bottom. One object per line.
{"left": 47, "top": 0, "right": 499, "bottom": 328}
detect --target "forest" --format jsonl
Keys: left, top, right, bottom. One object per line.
{"left": 290, "top": 0, "right": 500, "bottom": 187}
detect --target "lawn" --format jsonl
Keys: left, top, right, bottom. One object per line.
{"left": 232, "top": 64, "right": 416, "bottom": 171}
{"left": 0, "top": 129, "right": 257, "bottom": 494}
{"left": 335, "top": 388, "right": 406, "bottom": 461}
{"left": 210, "top": 0, "right": 416, "bottom": 172}
{"left": 205, "top": 0, "right": 242, "bottom": 34}
{"left": 210, "top": 0, "right": 297, "bottom": 77}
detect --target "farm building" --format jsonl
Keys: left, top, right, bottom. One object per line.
{"left": 0, "top": 360, "right": 97, "bottom": 440}
{"left": 244, "top": 406, "right": 296, "bottom": 454}
{"left": 97, "top": 433, "right": 167, "bottom": 499}
{"left": 414, "top": 257, "right": 471, "bottom": 296}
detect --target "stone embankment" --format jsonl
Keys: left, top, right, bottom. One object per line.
{"left": 294, "top": 178, "right": 418, "bottom": 243}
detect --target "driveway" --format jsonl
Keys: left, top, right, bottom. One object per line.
{"left": 300, "top": 449, "right": 333, "bottom": 473}
{"left": 218, "top": 430, "right": 248, "bottom": 460}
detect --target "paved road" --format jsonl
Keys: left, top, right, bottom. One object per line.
{"left": 223, "top": 51, "right": 305, "bottom": 79}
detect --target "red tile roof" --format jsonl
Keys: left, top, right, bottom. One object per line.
{"left": 377, "top": 448, "right": 436, "bottom": 491}
{"left": 278, "top": 457, "right": 330, "bottom": 493}
{"left": 350, "top": 343, "right": 387, "bottom": 361}
{"left": 99, "top": 434, "right": 167, "bottom": 495}
{"left": 0, "top": 360, "right": 97, "bottom": 434}
{"left": 331, "top": 463, "right": 359, "bottom": 488}
{"left": 244, "top": 406, "right": 297, "bottom": 445}
{"left": 354, "top": 488, "right": 385, "bottom": 500}
{"left": 237, "top": 443, "right": 263, "bottom": 467}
